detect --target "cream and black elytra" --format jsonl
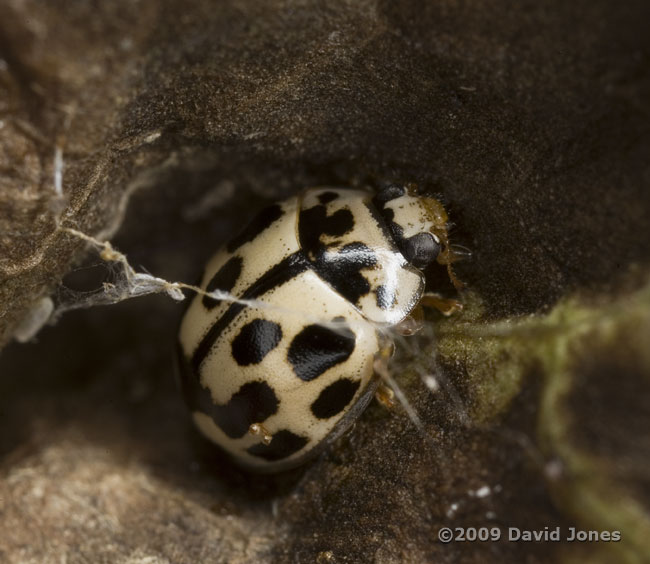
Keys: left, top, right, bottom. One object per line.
{"left": 177, "top": 184, "right": 462, "bottom": 472}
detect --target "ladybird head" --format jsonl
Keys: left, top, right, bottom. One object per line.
{"left": 373, "top": 184, "right": 463, "bottom": 289}
{"left": 372, "top": 184, "right": 447, "bottom": 267}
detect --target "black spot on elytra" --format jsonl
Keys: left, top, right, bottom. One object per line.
{"left": 310, "top": 378, "right": 361, "bottom": 419}
{"left": 373, "top": 184, "right": 405, "bottom": 204}
{"left": 216, "top": 381, "right": 279, "bottom": 438}
{"left": 299, "top": 203, "right": 378, "bottom": 305}
{"left": 202, "top": 255, "right": 242, "bottom": 310}
{"left": 375, "top": 284, "right": 394, "bottom": 310}
{"left": 318, "top": 191, "right": 339, "bottom": 204}
{"left": 231, "top": 319, "right": 283, "bottom": 366}
{"left": 226, "top": 203, "right": 284, "bottom": 253}
{"left": 211, "top": 381, "right": 279, "bottom": 438}
{"left": 319, "top": 242, "right": 377, "bottom": 304}
{"left": 299, "top": 204, "right": 355, "bottom": 257}
{"left": 191, "top": 251, "right": 310, "bottom": 373}
{"left": 288, "top": 321, "right": 356, "bottom": 381}
{"left": 177, "top": 344, "right": 279, "bottom": 439}
{"left": 247, "top": 430, "right": 308, "bottom": 461}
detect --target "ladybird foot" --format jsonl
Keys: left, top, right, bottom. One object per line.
{"left": 249, "top": 423, "right": 273, "bottom": 445}
{"left": 375, "top": 382, "right": 396, "bottom": 409}
{"left": 373, "top": 347, "right": 396, "bottom": 409}
{"left": 420, "top": 293, "right": 463, "bottom": 316}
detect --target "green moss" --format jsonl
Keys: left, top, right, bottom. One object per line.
{"left": 434, "top": 282, "right": 650, "bottom": 562}
{"left": 435, "top": 291, "right": 538, "bottom": 422}
{"left": 538, "top": 286, "right": 650, "bottom": 563}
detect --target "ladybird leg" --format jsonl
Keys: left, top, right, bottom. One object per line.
{"left": 420, "top": 292, "right": 463, "bottom": 316}
{"left": 435, "top": 243, "right": 469, "bottom": 291}
{"left": 249, "top": 423, "right": 273, "bottom": 445}
{"left": 372, "top": 343, "right": 428, "bottom": 434}
{"left": 373, "top": 344, "right": 396, "bottom": 409}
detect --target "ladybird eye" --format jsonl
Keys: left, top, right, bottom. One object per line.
{"left": 401, "top": 232, "right": 440, "bottom": 269}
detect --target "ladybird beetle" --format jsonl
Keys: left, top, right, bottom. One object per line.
{"left": 177, "top": 185, "right": 461, "bottom": 472}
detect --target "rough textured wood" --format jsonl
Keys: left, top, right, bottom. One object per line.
{"left": 1, "top": 1, "right": 649, "bottom": 562}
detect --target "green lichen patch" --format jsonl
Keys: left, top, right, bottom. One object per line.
{"left": 432, "top": 281, "right": 650, "bottom": 562}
